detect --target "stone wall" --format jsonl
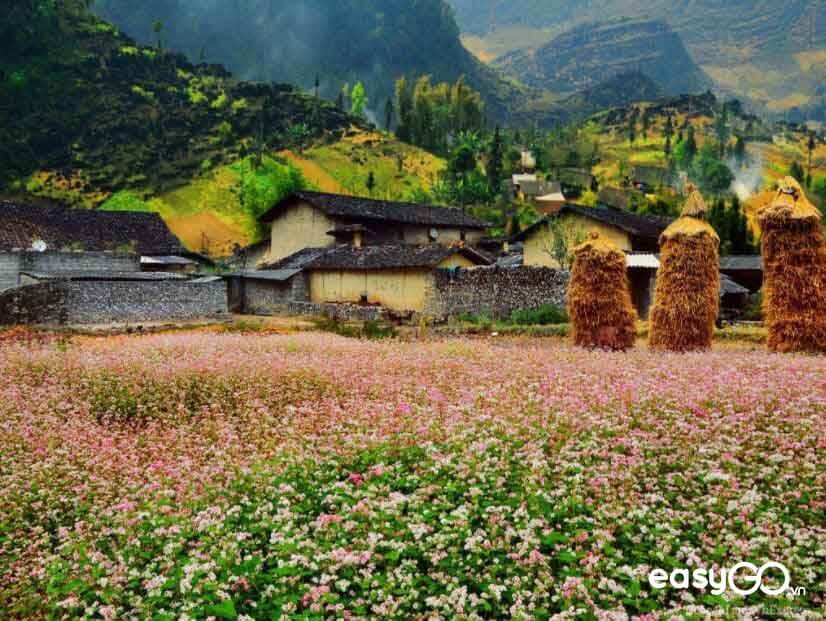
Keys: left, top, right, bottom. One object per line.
{"left": 425, "top": 266, "right": 569, "bottom": 320}
{"left": 0, "top": 253, "right": 22, "bottom": 292}
{"left": 240, "top": 274, "right": 309, "bottom": 315}
{"left": 0, "top": 282, "right": 67, "bottom": 325}
{"left": 0, "top": 251, "right": 140, "bottom": 293}
{"left": 0, "top": 279, "right": 228, "bottom": 326}
{"left": 22, "top": 251, "right": 139, "bottom": 274}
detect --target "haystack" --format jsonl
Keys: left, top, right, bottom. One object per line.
{"left": 758, "top": 177, "right": 826, "bottom": 353}
{"left": 567, "top": 232, "right": 637, "bottom": 351}
{"left": 649, "top": 187, "right": 720, "bottom": 351}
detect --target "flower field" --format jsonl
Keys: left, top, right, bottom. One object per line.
{"left": 0, "top": 332, "right": 824, "bottom": 619}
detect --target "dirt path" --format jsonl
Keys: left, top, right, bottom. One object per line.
{"left": 279, "top": 150, "right": 344, "bottom": 193}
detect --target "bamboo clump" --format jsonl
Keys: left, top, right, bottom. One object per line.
{"left": 649, "top": 187, "right": 720, "bottom": 352}
{"left": 758, "top": 177, "right": 826, "bottom": 353}
{"left": 568, "top": 232, "right": 637, "bottom": 351}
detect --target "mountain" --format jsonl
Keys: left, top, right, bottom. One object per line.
{"left": 0, "top": 0, "right": 355, "bottom": 206}
{"left": 449, "top": 0, "right": 826, "bottom": 118}
{"left": 496, "top": 19, "right": 710, "bottom": 97}
{"left": 92, "top": 0, "right": 520, "bottom": 123}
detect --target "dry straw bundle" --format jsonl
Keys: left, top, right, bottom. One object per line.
{"left": 758, "top": 177, "right": 826, "bottom": 353}
{"left": 567, "top": 232, "right": 637, "bottom": 351}
{"left": 649, "top": 186, "right": 720, "bottom": 352}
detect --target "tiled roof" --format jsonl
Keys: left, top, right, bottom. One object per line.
{"left": 22, "top": 271, "right": 186, "bottom": 281}
{"left": 304, "top": 244, "right": 493, "bottom": 271}
{"left": 260, "top": 191, "right": 490, "bottom": 229}
{"left": 0, "top": 202, "right": 184, "bottom": 254}
{"left": 512, "top": 205, "right": 672, "bottom": 242}
{"left": 263, "top": 247, "right": 330, "bottom": 270}
{"left": 231, "top": 269, "right": 302, "bottom": 282}
{"left": 719, "top": 255, "right": 763, "bottom": 271}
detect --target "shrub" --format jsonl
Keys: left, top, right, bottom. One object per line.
{"left": 510, "top": 304, "right": 568, "bottom": 326}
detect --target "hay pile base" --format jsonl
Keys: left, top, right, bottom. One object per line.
{"left": 759, "top": 178, "right": 826, "bottom": 353}
{"left": 567, "top": 234, "right": 637, "bottom": 351}
{"left": 649, "top": 217, "right": 720, "bottom": 352}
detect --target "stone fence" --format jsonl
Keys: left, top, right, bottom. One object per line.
{"left": 425, "top": 266, "right": 569, "bottom": 321}
{"left": 0, "top": 278, "right": 227, "bottom": 326}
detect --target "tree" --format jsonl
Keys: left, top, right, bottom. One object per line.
{"left": 692, "top": 145, "right": 733, "bottom": 195}
{"left": 807, "top": 132, "right": 816, "bottom": 182}
{"left": 339, "top": 83, "right": 350, "bottom": 113}
{"left": 350, "top": 82, "right": 367, "bottom": 119}
{"left": 152, "top": 20, "right": 164, "bottom": 51}
{"left": 663, "top": 113, "right": 674, "bottom": 142}
{"left": 790, "top": 161, "right": 805, "bottom": 182}
{"left": 540, "top": 217, "right": 587, "bottom": 270}
{"left": 486, "top": 125, "right": 504, "bottom": 196}
{"left": 664, "top": 135, "right": 672, "bottom": 157}
{"left": 714, "top": 105, "right": 729, "bottom": 158}
{"left": 384, "top": 98, "right": 394, "bottom": 132}
{"left": 365, "top": 171, "right": 376, "bottom": 195}
{"left": 733, "top": 135, "right": 747, "bottom": 168}
{"left": 394, "top": 77, "right": 413, "bottom": 142}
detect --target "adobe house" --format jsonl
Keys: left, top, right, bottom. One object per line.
{"left": 257, "top": 191, "right": 490, "bottom": 265}
{"left": 230, "top": 243, "right": 492, "bottom": 315}
{"left": 513, "top": 204, "right": 672, "bottom": 268}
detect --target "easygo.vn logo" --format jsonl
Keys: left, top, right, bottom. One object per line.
{"left": 648, "top": 562, "right": 806, "bottom": 598}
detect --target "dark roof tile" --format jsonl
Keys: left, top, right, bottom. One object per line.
{"left": 512, "top": 204, "right": 672, "bottom": 242}
{"left": 260, "top": 191, "right": 490, "bottom": 229}
{"left": 0, "top": 202, "right": 183, "bottom": 254}
{"left": 304, "top": 243, "right": 492, "bottom": 271}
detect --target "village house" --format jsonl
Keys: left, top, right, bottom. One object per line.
{"left": 632, "top": 165, "right": 669, "bottom": 193}
{"left": 0, "top": 202, "right": 226, "bottom": 324}
{"left": 513, "top": 205, "right": 672, "bottom": 317}
{"left": 229, "top": 192, "right": 495, "bottom": 316}
{"left": 256, "top": 191, "right": 490, "bottom": 265}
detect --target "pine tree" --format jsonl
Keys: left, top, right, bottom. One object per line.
{"left": 733, "top": 135, "right": 746, "bottom": 168}
{"left": 394, "top": 77, "right": 413, "bottom": 142}
{"left": 807, "top": 132, "right": 816, "bottom": 181}
{"left": 384, "top": 97, "right": 394, "bottom": 132}
{"left": 365, "top": 171, "right": 375, "bottom": 195}
{"left": 790, "top": 161, "right": 805, "bottom": 182}
{"left": 350, "top": 82, "right": 367, "bottom": 119}
{"left": 487, "top": 125, "right": 504, "bottom": 196}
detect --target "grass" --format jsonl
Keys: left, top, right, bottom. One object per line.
{"left": 301, "top": 131, "right": 444, "bottom": 200}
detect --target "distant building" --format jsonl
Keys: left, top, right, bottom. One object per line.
{"left": 258, "top": 191, "right": 490, "bottom": 265}
{"left": 557, "top": 168, "right": 598, "bottom": 196}
{"left": 632, "top": 165, "right": 668, "bottom": 192}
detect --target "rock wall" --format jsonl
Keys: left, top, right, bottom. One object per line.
{"left": 0, "top": 279, "right": 228, "bottom": 325}
{"left": 425, "top": 266, "right": 569, "bottom": 320}
{"left": 0, "top": 253, "right": 22, "bottom": 292}
{"left": 22, "top": 251, "right": 139, "bottom": 274}
{"left": 240, "top": 274, "right": 310, "bottom": 315}
{"left": 0, "top": 282, "right": 68, "bottom": 325}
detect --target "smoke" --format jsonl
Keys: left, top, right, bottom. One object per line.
{"left": 729, "top": 151, "right": 764, "bottom": 201}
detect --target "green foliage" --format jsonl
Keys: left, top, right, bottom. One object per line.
{"left": 231, "top": 155, "right": 306, "bottom": 220}
{"left": 690, "top": 144, "right": 733, "bottom": 195}
{"left": 314, "top": 318, "right": 397, "bottom": 340}
{"left": 99, "top": 190, "right": 152, "bottom": 212}
{"left": 509, "top": 304, "right": 568, "bottom": 326}
{"left": 350, "top": 81, "right": 368, "bottom": 118}
{"left": 395, "top": 75, "right": 485, "bottom": 155}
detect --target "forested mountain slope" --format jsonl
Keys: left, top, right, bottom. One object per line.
{"left": 92, "top": 0, "right": 520, "bottom": 122}
{"left": 0, "top": 0, "right": 354, "bottom": 206}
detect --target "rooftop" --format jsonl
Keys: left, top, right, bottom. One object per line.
{"left": 512, "top": 204, "right": 672, "bottom": 242}
{"left": 720, "top": 255, "right": 763, "bottom": 271}
{"left": 260, "top": 191, "right": 490, "bottom": 230}
{"left": 303, "top": 243, "right": 493, "bottom": 271}
{"left": 0, "top": 202, "right": 184, "bottom": 254}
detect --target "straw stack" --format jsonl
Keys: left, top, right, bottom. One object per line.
{"left": 567, "top": 232, "right": 637, "bottom": 351}
{"left": 758, "top": 177, "right": 826, "bottom": 353}
{"left": 649, "top": 186, "right": 720, "bottom": 352}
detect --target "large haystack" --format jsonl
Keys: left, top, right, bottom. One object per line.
{"left": 758, "top": 177, "right": 826, "bottom": 353}
{"left": 567, "top": 232, "right": 637, "bottom": 351}
{"left": 649, "top": 188, "right": 720, "bottom": 352}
